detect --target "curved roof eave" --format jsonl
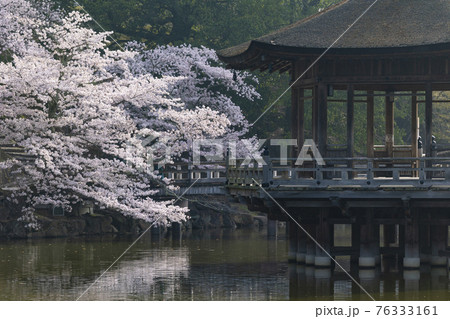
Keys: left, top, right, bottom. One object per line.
{"left": 217, "top": 0, "right": 450, "bottom": 68}
{"left": 218, "top": 40, "right": 450, "bottom": 70}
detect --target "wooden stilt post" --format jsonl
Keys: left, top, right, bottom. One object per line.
{"left": 305, "top": 223, "right": 316, "bottom": 265}
{"left": 430, "top": 224, "right": 447, "bottom": 267}
{"left": 268, "top": 219, "right": 278, "bottom": 239}
{"left": 403, "top": 209, "right": 420, "bottom": 268}
{"left": 419, "top": 216, "right": 431, "bottom": 264}
{"left": 359, "top": 209, "right": 378, "bottom": 268}
{"left": 315, "top": 208, "right": 332, "bottom": 268}
{"left": 288, "top": 220, "right": 298, "bottom": 262}
{"left": 297, "top": 225, "right": 307, "bottom": 264}
{"left": 351, "top": 221, "right": 361, "bottom": 265}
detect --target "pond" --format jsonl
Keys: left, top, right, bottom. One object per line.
{"left": 0, "top": 227, "right": 448, "bottom": 301}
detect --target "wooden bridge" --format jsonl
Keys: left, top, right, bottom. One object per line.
{"left": 224, "top": 154, "right": 450, "bottom": 270}
{"left": 155, "top": 162, "right": 227, "bottom": 197}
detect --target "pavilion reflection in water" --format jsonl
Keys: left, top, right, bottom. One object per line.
{"left": 288, "top": 259, "right": 450, "bottom": 301}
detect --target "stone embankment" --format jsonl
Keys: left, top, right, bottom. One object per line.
{"left": 0, "top": 195, "right": 266, "bottom": 239}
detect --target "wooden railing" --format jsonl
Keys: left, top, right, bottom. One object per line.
{"left": 226, "top": 156, "right": 450, "bottom": 189}
{"left": 154, "top": 162, "right": 227, "bottom": 196}
{"left": 158, "top": 162, "right": 227, "bottom": 185}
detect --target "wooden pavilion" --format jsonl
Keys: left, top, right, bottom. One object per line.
{"left": 218, "top": 0, "right": 450, "bottom": 269}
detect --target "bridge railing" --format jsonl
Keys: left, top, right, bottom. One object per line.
{"left": 159, "top": 162, "right": 227, "bottom": 185}
{"left": 226, "top": 156, "right": 450, "bottom": 189}
{"left": 226, "top": 159, "right": 264, "bottom": 188}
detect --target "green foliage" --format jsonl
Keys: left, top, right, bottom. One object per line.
{"left": 55, "top": 0, "right": 339, "bottom": 49}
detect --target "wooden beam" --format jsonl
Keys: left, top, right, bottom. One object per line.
{"left": 293, "top": 75, "right": 450, "bottom": 90}
{"left": 425, "top": 83, "right": 433, "bottom": 157}
{"left": 367, "top": 90, "right": 375, "bottom": 157}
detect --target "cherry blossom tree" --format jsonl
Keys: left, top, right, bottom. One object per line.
{"left": 0, "top": 0, "right": 258, "bottom": 229}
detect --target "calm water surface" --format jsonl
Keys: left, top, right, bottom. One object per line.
{"left": 0, "top": 228, "right": 449, "bottom": 301}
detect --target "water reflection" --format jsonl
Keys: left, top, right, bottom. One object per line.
{"left": 289, "top": 257, "right": 450, "bottom": 301}
{"left": 1, "top": 229, "right": 450, "bottom": 300}
{"left": 0, "top": 229, "right": 289, "bottom": 301}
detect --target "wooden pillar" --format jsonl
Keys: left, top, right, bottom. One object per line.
{"left": 291, "top": 87, "right": 299, "bottom": 151}
{"left": 317, "top": 84, "right": 328, "bottom": 157}
{"left": 312, "top": 87, "right": 319, "bottom": 143}
{"left": 419, "top": 218, "right": 431, "bottom": 264}
{"left": 403, "top": 209, "right": 420, "bottom": 269}
{"left": 385, "top": 91, "right": 394, "bottom": 157}
{"left": 411, "top": 92, "right": 419, "bottom": 158}
{"left": 267, "top": 219, "right": 278, "bottom": 238}
{"left": 425, "top": 83, "right": 433, "bottom": 158}
{"left": 297, "top": 225, "right": 307, "bottom": 264}
{"left": 305, "top": 223, "right": 316, "bottom": 265}
{"left": 359, "top": 209, "right": 379, "bottom": 268}
{"left": 367, "top": 90, "right": 375, "bottom": 158}
{"left": 399, "top": 223, "right": 405, "bottom": 260}
{"left": 298, "top": 89, "right": 305, "bottom": 151}
{"left": 351, "top": 222, "right": 361, "bottom": 265}
{"left": 288, "top": 221, "right": 298, "bottom": 262}
{"left": 430, "top": 224, "right": 447, "bottom": 267}
{"left": 347, "top": 84, "right": 355, "bottom": 158}
{"left": 315, "top": 209, "right": 332, "bottom": 268}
